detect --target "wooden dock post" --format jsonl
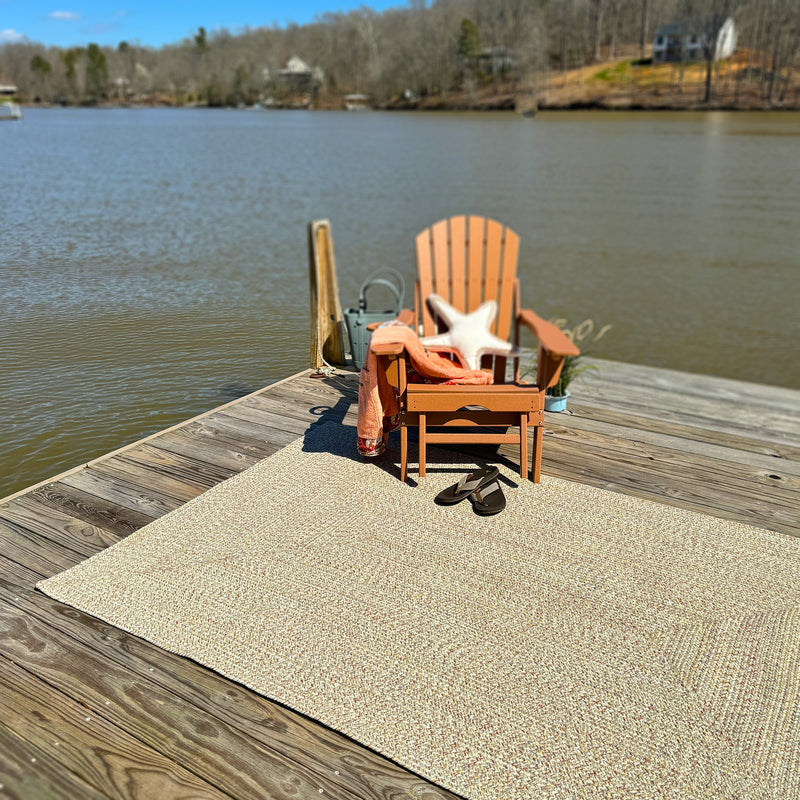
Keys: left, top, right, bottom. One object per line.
{"left": 308, "top": 219, "right": 347, "bottom": 371}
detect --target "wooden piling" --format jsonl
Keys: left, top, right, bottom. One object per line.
{"left": 308, "top": 219, "right": 347, "bottom": 370}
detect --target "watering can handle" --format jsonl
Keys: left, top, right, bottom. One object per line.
{"left": 358, "top": 269, "right": 405, "bottom": 312}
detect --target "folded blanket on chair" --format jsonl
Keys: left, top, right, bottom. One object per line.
{"left": 357, "top": 322, "right": 492, "bottom": 457}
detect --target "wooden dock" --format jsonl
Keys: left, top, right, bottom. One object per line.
{"left": 1, "top": 360, "right": 798, "bottom": 800}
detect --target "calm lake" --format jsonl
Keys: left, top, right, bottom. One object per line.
{"left": 2, "top": 107, "right": 799, "bottom": 498}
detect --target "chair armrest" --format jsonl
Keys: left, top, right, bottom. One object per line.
{"left": 518, "top": 309, "right": 580, "bottom": 357}
{"left": 517, "top": 309, "right": 580, "bottom": 392}
{"left": 369, "top": 340, "right": 406, "bottom": 356}
{"left": 370, "top": 340, "right": 408, "bottom": 393}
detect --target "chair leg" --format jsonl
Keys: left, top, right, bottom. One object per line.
{"left": 531, "top": 423, "right": 542, "bottom": 483}
{"left": 419, "top": 413, "right": 427, "bottom": 477}
{"left": 519, "top": 414, "right": 528, "bottom": 479}
{"left": 400, "top": 426, "right": 408, "bottom": 483}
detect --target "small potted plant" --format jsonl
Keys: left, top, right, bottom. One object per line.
{"left": 543, "top": 318, "right": 612, "bottom": 412}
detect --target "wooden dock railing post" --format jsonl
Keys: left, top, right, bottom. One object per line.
{"left": 308, "top": 219, "right": 348, "bottom": 371}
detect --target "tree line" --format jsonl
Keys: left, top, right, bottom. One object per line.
{"left": 1, "top": 0, "right": 797, "bottom": 108}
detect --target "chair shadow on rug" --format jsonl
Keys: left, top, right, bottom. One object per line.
{"left": 301, "top": 413, "right": 521, "bottom": 491}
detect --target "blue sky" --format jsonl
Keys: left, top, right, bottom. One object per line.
{"left": 1, "top": 0, "right": 404, "bottom": 49}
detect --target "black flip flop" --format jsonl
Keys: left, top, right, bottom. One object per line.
{"left": 435, "top": 466, "right": 500, "bottom": 506}
{"left": 468, "top": 479, "right": 506, "bottom": 516}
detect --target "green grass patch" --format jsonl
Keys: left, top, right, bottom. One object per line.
{"left": 593, "top": 61, "right": 631, "bottom": 83}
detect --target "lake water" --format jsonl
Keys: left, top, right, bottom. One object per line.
{"left": 2, "top": 108, "right": 799, "bottom": 498}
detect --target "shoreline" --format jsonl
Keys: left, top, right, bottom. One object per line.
{"left": 15, "top": 54, "right": 800, "bottom": 114}
{"left": 18, "top": 98, "right": 800, "bottom": 112}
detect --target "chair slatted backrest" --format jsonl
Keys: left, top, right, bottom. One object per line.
{"left": 415, "top": 216, "right": 520, "bottom": 340}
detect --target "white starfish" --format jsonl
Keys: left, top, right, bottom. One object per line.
{"left": 421, "top": 294, "right": 515, "bottom": 370}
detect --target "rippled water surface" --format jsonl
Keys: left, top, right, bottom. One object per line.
{"left": 2, "top": 108, "right": 799, "bottom": 497}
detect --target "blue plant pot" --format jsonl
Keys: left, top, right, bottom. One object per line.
{"left": 544, "top": 391, "right": 570, "bottom": 413}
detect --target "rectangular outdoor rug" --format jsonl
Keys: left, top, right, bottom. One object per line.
{"left": 38, "top": 423, "right": 800, "bottom": 800}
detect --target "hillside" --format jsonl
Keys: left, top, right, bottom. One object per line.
{"left": 379, "top": 51, "right": 800, "bottom": 113}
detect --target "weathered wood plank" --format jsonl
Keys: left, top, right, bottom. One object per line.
{"left": 0, "top": 497, "right": 118, "bottom": 559}
{"left": 571, "top": 389, "right": 798, "bottom": 444}
{"left": 0, "top": 552, "right": 43, "bottom": 589}
{"left": 535, "top": 433, "right": 799, "bottom": 536}
{"left": 575, "top": 359, "right": 800, "bottom": 438}
{"left": 0, "top": 519, "right": 85, "bottom": 578}
{"left": 217, "top": 402, "right": 315, "bottom": 435}
{"left": 0, "top": 600, "right": 346, "bottom": 800}
{"left": 0, "top": 582, "right": 460, "bottom": 800}
{"left": 113, "top": 443, "right": 239, "bottom": 489}
{"left": 182, "top": 415, "right": 292, "bottom": 455}
{"left": 27, "top": 482, "right": 154, "bottom": 539}
{"left": 81, "top": 458, "right": 208, "bottom": 507}
{"left": 585, "top": 358, "right": 800, "bottom": 412}
{"left": 263, "top": 377, "right": 359, "bottom": 412}
{"left": 0, "top": 654, "right": 232, "bottom": 800}
{"left": 7, "top": 579, "right": 460, "bottom": 800}
{"left": 0, "top": 494, "right": 458, "bottom": 800}
{"left": 0, "top": 721, "right": 109, "bottom": 800}
{"left": 206, "top": 411, "right": 301, "bottom": 449}
{"left": 148, "top": 427, "right": 261, "bottom": 474}
{"left": 249, "top": 388, "right": 358, "bottom": 427}
{"left": 57, "top": 469, "right": 184, "bottom": 520}
{"left": 565, "top": 401, "right": 800, "bottom": 462}
{"left": 549, "top": 410, "right": 800, "bottom": 477}
{"left": 157, "top": 418, "right": 281, "bottom": 463}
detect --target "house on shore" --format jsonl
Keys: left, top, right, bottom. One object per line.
{"left": 278, "top": 56, "right": 324, "bottom": 94}
{"left": 653, "top": 17, "right": 737, "bottom": 63}
{"left": 261, "top": 56, "right": 325, "bottom": 108}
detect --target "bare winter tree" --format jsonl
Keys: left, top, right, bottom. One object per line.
{"left": 691, "top": 0, "right": 737, "bottom": 102}
{"left": 760, "top": 0, "right": 800, "bottom": 103}
{"left": 640, "top": 0, "right": 651, "bottom": 59}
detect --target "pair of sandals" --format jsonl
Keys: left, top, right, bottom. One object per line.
{"left": 435, "top": 466, "right": 506, "bottom": 516}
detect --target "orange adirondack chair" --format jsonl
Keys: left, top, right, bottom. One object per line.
{"left": 371, "top": 215, "right": 579, "bottom": 482}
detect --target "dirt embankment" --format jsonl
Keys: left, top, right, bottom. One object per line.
{"left": 380, "top": 51, "right": 800, "bottom": 113}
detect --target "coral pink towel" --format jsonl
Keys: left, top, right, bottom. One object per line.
{"left": 357, "top": 322, "right": 492, "bottom": 456}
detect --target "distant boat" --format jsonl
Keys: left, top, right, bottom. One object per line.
{"left": 0, "top": 101, "right": 22, "bottom": 121}
{"left": 343, "top": 94, "right": 370, "bottom": 111}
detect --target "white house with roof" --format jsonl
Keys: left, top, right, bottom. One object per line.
{"left": 278, "top": 56, "right": 324, "bottom": 91}
{"left": 653, "top": 17, "right": 737, "bottom": 63}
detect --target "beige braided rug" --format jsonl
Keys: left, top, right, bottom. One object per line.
{"left": 38, "top": 424, "right": 800, "bottom": 799}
